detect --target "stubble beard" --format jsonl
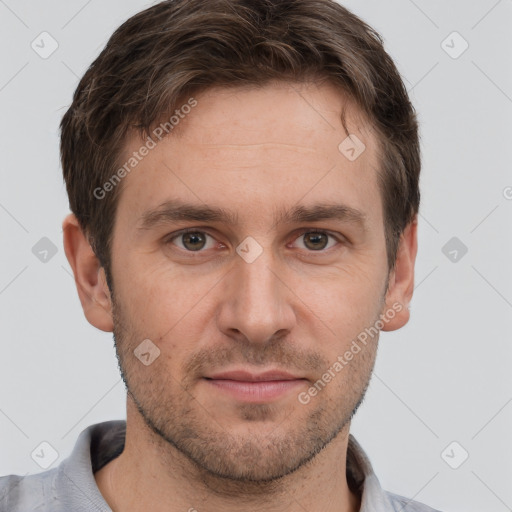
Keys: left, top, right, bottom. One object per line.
{"left": 110, "top": 292, "right": 380, "bottom": 492}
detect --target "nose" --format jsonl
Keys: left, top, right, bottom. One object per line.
{"left": 216, "top": 246, "right": 297, "bottom": 345}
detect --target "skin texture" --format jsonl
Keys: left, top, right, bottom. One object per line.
{"left": 63, "top": 80, "right": 418, "bottom": 512}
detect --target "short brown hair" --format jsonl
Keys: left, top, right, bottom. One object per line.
{"left": 60, "top": 0, "right": 420, "bottom": 287}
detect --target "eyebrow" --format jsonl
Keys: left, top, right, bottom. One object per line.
{"left": 137, "top": 199, "right": 367, "bottom": 232}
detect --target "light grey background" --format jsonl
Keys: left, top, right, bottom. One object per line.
{"left": 0, "top": 1, "right": 511, "bottom": 511}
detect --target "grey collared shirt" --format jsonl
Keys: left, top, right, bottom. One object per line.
{"left": 0, "top": 420, "right": 441, "bottom": 511}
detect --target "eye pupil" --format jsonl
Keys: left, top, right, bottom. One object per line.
{"left": 183, "top": 232, "right": 206, "bottom": 251}
{"left": 304, "top": 232, "right": 328, "bottom": 250}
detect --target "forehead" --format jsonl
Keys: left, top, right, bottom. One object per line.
{"left": 114, "top": 81, "right": 382, "bottom": 229}
{"left": 171, "top": 81, "right": 373, "bottom": 146}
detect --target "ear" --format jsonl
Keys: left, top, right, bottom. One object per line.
{"left": 381, "top": 216, "right": 418, "bottom": 332}
{"left": 62, "top": 214, "right": 114, "bottom": 332}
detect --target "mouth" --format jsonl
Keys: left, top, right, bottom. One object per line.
{"left": 203, "top": 369, "right": 308, "bottom": 403}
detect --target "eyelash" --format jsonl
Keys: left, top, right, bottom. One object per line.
{"left": 164, "top": 228, "right": 345, "bottom": 255}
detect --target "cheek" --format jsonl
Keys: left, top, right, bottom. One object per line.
{"left": 298, "top": 263, "right": 385, "bottom": 337}
{"left": 117, "top": 249, "right": 212, "bottom": 317}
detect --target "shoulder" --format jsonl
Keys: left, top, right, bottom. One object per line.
{"left": 0, "top": 420, "right": 125, "bottom": 512}
{"left": 385, "top": 490, "right": 443, "bottom": 512}
{"left": 0, "top": 469, "right": 60, "bottom": 511}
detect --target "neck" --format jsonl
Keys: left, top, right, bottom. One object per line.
{"left": 95, "top": 401, "right": 361, "bottom": 512}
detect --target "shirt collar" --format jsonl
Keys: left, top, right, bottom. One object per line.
{"left": 347, "top": 434, "right": 396, "bottom": 510}
{"left": 57, "top": 420, "right": 393, "bottom": 511}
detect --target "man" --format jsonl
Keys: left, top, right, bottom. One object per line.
{"left": 0, "top": 0, "right": 441, "bottom": 510}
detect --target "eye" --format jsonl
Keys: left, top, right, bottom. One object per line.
{"left": 165, "top": 228, "right": 343, "bottom": 255}
{"left": 291, "top": 231, "right": 341, "bottom": 251}
{"left": 167, "top": 230, "right": 218, "bottom": 252}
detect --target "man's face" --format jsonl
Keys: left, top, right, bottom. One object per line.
{"left": 109, "top": 81, "right": 391, "bottom": 482}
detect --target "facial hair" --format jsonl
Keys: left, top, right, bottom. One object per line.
{"left": 110, "top": 288, "right": 383, "bottom": 494}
